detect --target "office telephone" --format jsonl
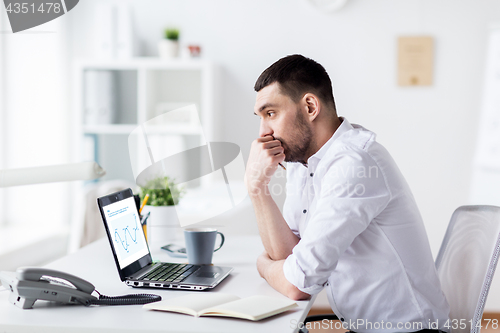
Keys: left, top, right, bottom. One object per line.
{"left": 0, "top": 267, "right": 161, "bottom": 309}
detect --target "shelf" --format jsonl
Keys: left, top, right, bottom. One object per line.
{"left": 83, "top": 124, "right": 137, "bottom": 134}
{"left": 75, "top": 57, "right": 212, "bottom": 71}
{"left": 143, "top": 124, "right": 203, "bottom": 135}
{"left": 83, "top": 124, "right": 203, "bottom": 135}
{"left": 75, "top": 57, "right": 217, "bottom": 185}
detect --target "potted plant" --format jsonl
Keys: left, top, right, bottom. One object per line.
{"left": 139, "top": 176, "right": 184, "bottom": 246}
{"left": 158, "top": 28, "right": 180, "bottom": 59}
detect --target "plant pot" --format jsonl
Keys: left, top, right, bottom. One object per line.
{"left": 142, "top": 205, "right": 181, "bottom": 251}
{"left": 158, "top": 39, "right": 179, "bottom": 59}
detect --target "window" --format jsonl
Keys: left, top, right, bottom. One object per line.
{"left": 0, "top": 15, "right": 70, "bottom": 266}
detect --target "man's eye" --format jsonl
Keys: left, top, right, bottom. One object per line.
{"left": 267, "top": 111, "right": 275, "bottom": 117}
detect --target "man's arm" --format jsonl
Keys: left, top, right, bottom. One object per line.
{"left": 245, "top": 136, "right": 299, "bottom": 260}
{"left": 257, "top": 251, "right": 310, "bottom": 301}
{"left": 249, "top": 184, "right": 299, "bottom": 260}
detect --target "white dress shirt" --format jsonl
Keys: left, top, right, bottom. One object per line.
{"left": 282, "top": 118, "right": 450, "bottom": 333}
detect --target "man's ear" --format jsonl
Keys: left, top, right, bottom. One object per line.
{"left": 302, "top": 93, "right": 320, "bottom": 122}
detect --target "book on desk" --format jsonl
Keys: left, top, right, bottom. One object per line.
{"left": 143, "top": 293, "right": 298, "bottom": 321}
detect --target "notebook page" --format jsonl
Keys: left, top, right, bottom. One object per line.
{"left": 200, "top": 295, "right": 298, "bottom": 321}
{"left": 143, "top": 293, "right": 240, "bottom": 316}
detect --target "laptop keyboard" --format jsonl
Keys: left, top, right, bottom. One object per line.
{"left": 138, "top": 263, "right": 198, "bottom": 283}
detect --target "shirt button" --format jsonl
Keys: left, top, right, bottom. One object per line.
{"left": 303, "top": 209, "right": 307, "bottom": 214}
{"left": 340, "top": 318, "right": 345, "bottom": 322}
{"left": 310, "top": 173, "right": 314, "bottom": 177}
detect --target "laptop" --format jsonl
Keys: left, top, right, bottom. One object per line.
{"left": 97, "top": 188, "right": 233, "bottom": 291}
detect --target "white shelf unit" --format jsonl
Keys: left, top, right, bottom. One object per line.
{"left": 72, "top": 58, "right": 219, "bottom": 185}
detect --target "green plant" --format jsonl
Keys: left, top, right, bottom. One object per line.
{"left": 164, "top": 28, "right": 180, "bottom": 41}
{"left": 139, "top": 176, "right": 184, "bottom": 206}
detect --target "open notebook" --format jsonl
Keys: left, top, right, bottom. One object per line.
{"left": 143, "top": 293, "right": 298, "bottom": 321}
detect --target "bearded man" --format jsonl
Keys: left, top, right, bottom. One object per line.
{"left": 244, "top": 54, "right": 450, "bottom": 333}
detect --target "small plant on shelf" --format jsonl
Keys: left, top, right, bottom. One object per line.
{"left": 164, "top": 28, "right": 180, "bottom": 41}
{"left": 159, "top": 28, "right": 180, "bottom": 58}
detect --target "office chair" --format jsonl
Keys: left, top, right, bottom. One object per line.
{"left": 300, "top": 205, "right": 500, "bottom": 333}
{"left": 435, "top": 205, "right": 500, "bottom": 333}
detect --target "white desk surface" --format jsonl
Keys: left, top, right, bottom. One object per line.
{"left": 0, "top": 235, "right": 316, "bottom": 333}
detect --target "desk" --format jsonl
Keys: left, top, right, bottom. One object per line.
{"left": 0, "top": 235, "right": 316, "bottom": 332}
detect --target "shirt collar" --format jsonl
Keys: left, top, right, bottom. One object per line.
{"left": 307, "top": 117, "right": 352, "bottom": 164}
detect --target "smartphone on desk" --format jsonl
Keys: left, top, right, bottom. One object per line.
{"left": 161, "top": 244, "right": 188, "bottom": 258}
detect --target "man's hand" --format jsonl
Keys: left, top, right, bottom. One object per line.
{"left": 244, "top": 136, "right": 285, "bottom": 195}
{"left": 244, "top": 136, "right": 297, "bottom": 260}
{"left": 257, "top": 250, "right": 311, "bottom": 301}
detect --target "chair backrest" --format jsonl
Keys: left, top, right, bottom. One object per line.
{"left": 435, "top": 205, "right": 500, "bottom": 333}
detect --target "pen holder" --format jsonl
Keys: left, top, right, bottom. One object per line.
{"left": 142, "top": 206, "right": 180, "bottom": 250}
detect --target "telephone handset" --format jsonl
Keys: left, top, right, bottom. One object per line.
{"left": 0, "top": 267, "right": 161, "bottom": 309}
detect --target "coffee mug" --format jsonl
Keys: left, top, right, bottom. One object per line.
{"left": 184, "top": 228, "right": 225, "bottom": 265}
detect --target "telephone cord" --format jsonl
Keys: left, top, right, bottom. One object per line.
{"left": 77, "top": 291, "right": 161, "bottom": 306}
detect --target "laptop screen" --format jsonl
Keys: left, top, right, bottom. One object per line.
{"left": 101, "top": 196, "right": 149, "bottom": 269}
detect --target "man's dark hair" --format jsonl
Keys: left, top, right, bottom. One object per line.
{"left": 254, "top": 54, "right": 336, "bottom": 112}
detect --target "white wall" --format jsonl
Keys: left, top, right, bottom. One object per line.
{"left": 67, "top": 0, "right": 500, "bottom": 309}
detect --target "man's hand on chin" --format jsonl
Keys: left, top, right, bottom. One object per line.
{"left": 244, "top": 137, "right": 299, "bottom": 261}
{"left": 257, "top": 251, "right": 311, "bottom": 301}
{"left": 244, "top": 136, "right": 285, "bottom": 196}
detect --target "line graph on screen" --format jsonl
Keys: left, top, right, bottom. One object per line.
{"left": 114, "top": 213, "right": 140, "bottom": 253}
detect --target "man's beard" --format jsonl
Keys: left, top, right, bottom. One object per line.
{"left": 275, "top": 108, "right": 313, "bottom": 165}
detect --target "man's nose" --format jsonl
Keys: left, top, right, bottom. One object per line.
{"left": 259, "top": 121, "right": 273, "bottom": 138}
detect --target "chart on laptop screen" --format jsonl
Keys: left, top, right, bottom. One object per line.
{"left": 104, "top": 197, "right": 149, "bottom": 268}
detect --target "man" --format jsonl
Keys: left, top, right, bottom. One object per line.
{"left": 244, "top": 54, "right": 450, "bottom": 332}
